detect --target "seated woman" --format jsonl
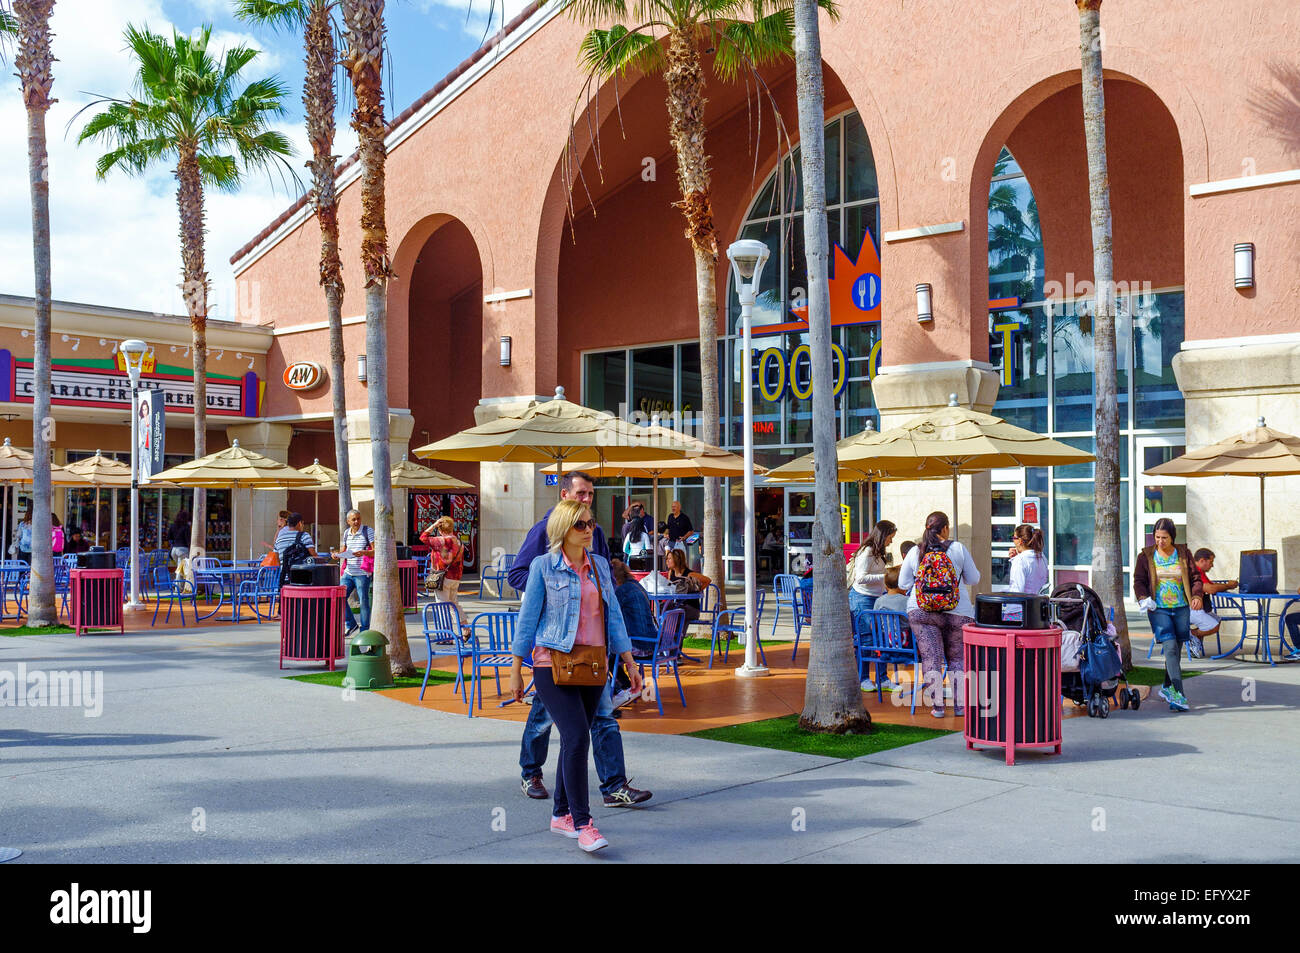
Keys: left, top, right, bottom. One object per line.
{"left": 610, "top": 559, "right": 658, "bottom": 706}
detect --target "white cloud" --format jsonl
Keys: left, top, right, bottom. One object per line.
{"left": 416, "top": 0, "right": 534, "bottom": 40}
{"left": 0, "top": 0, "right": 310, "bottom": 318}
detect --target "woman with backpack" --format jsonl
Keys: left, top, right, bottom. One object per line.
{"left": 332, "top": 509, "right": 374, "bottom": 635}
{"left": 420, "top": 516, "right": 464, "bottom": 612}
{"left": 899, "top": 511, "right": 980, "bottom": 718}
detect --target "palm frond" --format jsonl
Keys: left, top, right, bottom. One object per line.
{"left": 711, "top": 9, "right": 794, "bottom": 81}
{"left": 233, "top": 0, "right": 310, "bottom": 33}
{"left": 578, "top": 25, "right": 664, "bottom": 78}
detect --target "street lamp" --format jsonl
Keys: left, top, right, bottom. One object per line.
{"left": 726, "top": 239, "right": 771, "bottom": 679}
{"left": 121, "top": 339, "right": 149, "bottom": 609}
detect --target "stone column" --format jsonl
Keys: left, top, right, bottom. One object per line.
{"left": 1173, "top": 339, "right": 1300, "bottom": 590}
{"left": 345, "top": 409, "right": 416, "bottom": 544}
{"left": 225, "top": 421, "right": 293, "bottom": 560}
{"left": 871, "top": 362, "right": 1000, "bottom": 594}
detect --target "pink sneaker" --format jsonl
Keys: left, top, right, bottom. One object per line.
{"left": 550, "top": 814, "right": 579, "bottom": 838}
{"left": 577, "top": 822, "right": 609, "bottom": 852}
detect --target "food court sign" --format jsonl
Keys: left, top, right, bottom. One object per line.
{"left": 0, "top": 350, "right": 260, "bottom": 417}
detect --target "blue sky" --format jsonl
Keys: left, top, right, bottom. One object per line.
{"left": 0, "top": 0, "right": 534, "bottom": 318}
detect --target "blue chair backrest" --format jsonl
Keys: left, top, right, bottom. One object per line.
{"left": 61, "top": 554, "right": 79, "bottom": 568}
{"left": 423, "top": 600, "right": 462, "bottom": 642}
{"left": 655, "top": 609, "right": 687, "bottom": 659}
{"left": 700, "top": 583, "right": 720, "bottom": 613}
{"left": 256, "top": 566, "right": 280, "bottom": 590}
{"left": 54, "top": 563, "right": 71, "bottom": 587}
{"left": 775, "top": 574, "right": 799, "bottom": 600}
{"left": 193, "top": 557, "right": 221, "bottom": 572}
{"left": 864, "top": 609, "right": 911, "bottom": 650}
{"left": 152, "top": 565, "right": 173, "bottom": 591}
{"left": 469, "top": 611, "right": 517, "bottom": 652}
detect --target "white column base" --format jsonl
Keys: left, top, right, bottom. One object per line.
{"left": 734, "top": 664, "right": 771, "bottom": 678}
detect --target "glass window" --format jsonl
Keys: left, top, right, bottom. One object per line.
{"left": 1132, "top": 290, "right": 1185, "bottom": 430}
{"left": 842, "top": 204, "right": 880, "bottom": 266}
{"left": 1051, "top": 298, "right": 1130, "bottom": 432}
{"left": 584, "top": 350, "right": 626, "bottom": 416}
{"left": 730, "top": 219, "right": 786, "bottom": 331}
{"left": 844, "top": 112, "right": 877, "bottom": 202}
{"left": 678, "top": 342, "right": 702, "bottom": 434}
{"left": 990, "top": 305, "right": 1048, "bottom": 432}
{"left": 1054, "top": 435, "right": 1129, "bottom": 480}
{"left": 1054, "top": 481, "right": 1130, "bottom": 567}
{"left": 988, "top": 148, "right": 1044, "bottom": 304}
{"left": 630, "top": 346, "right": 674, "bottom": 422}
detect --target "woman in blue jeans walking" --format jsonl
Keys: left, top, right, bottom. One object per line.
{"left": 1133, "top": 518, "right": 1204, "bottom": 711}
{"left": 510, "top": 500, "right": 642, "bottom": 853}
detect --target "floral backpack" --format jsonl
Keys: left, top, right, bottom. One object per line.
{"left": 915, "top": 546, "right": 960, "bottom": 612}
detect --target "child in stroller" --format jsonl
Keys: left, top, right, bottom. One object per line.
{"left": 1051, "top": 582, "right": 1139, "bottom": 718}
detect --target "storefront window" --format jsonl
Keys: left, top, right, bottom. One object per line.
{"left": 1054, "top": 481, "right": 1130, "bottom": 568}
{"left": 1133, "top": 291, "right": 1185, "bottom": 429}
{"left": 989, "top": 305, "right": 1048, "bottom": 432}
{"left": 988, "top": 148, "right": 1045, "bottom": 304}
{"left": 584, "top": 350, "right": 626, "bottom": 416}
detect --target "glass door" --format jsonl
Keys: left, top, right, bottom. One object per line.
{"left": 990, "top": 483, "right": 1021, "bottom": 591}
{"left": 785, "top": 488, "right": 814, "bottom": 575}
{"left": 1135, "top": 437, "right": 1187, "bottom": 558}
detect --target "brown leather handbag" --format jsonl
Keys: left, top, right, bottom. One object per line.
{"left": 550, "top": 569, "right": 608, "bottom": 686}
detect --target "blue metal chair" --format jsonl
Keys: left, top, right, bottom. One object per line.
{"left": 771, "top": 573, "right": 800, "bottom": 636}
{"left": 478, "top": 553, "right": 516, "bottom": 600}
{"left": 686, "top": 583, "right": 721, "bottom": 639}
{"left": 858, "top": 609, "right": 922, "bottom": 715}
{"left": 234, "top": 566, "right": 281, "bottom": 622}
{"left": 708, "top": 606, "right": 767, "bottom": 668}
{"left": 465, "top": 611, "right": 521, "bottom": 715}
{"left": 790, "top": 584, "right": 813, "bottom": 661}
{"left": 0, "top": 561, "right": 27, "bottom": 620}
{"left": 150, "top": 565, "right": 196, "bottom": 626}
{"left": 1207, "top": 586, "right": 1249, "bottom": 656}
{"left": 632, "top": 608, "right": 687, "bottom": 715}
{"left": 420, "top": 600, "right": 472, "bottom": 701}
{"left": 52, "top": 562, "right": 72, "bottom": 618}
{"left": 191, "top": 556, "right": 223, "bottom": 603}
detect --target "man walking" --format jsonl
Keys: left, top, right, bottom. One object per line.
{"left": 507, "top": 471, "right": 652, "bottom": 808}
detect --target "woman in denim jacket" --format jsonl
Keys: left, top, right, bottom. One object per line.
{"left": 510, "top": 499, "right": 642, "bottom": 852}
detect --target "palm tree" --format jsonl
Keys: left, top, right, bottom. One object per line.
{"left": 78, "top": 25, "right": 294, "bottom": 561}
{"left": 8, "top": 1, "right": 57, "bottom": 626}
{"left": 562, "top": 0, "right": 836, "bottom": 602}
{"left": 1075, "top": 0, "right": 1130, "bottom": 666}
{"left": 235, "top": 1, "right": 353, "bottom": 541}
{"left": 790, "top": 0, "right": 865, "bottom": 732}
{"left": 340, "top": 0, "right": 414, "bottom": 675}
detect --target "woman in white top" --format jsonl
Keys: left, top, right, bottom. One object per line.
{"left": 898, "top": 511, "right": 980, "bottom": 719}
{"left": 1008, "top": 524, "right": 1048, "bottom": 594}
{"left": 848, "top": 520, "right": 897, "bottom": 692}
{"left": 623, "top": 526, "right": 653, "bottom": 564}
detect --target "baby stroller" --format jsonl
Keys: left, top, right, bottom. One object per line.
{"left": 1050, "top": 582, "right": 1139, "bottom": 718}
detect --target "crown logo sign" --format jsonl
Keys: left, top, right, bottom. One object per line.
{"left": 763, "top": 233, "right": 882, "bottom": 336}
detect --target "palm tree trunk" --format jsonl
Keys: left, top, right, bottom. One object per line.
{"left": 1077, "top": 0, "right": 1130, "bottom": 667}
{"left": 177, "top": 145, "right": 209, "bottom": 557}
{"left": 664, "top": 27, "right": 724, "bottom": 600}
{"left": 16, "top": 0, "right": 57, "bottom": 626}
{"left": 344, "top": 0, "right": 412, "bottom": 673}
{"left": 793, "top": 0, "right": 868, "bottom": 732}
{"left": 303, "top": 2, "right": 352, "bottom": 533}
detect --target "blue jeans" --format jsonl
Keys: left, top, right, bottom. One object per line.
{"left": 520, "top": 678, "right": 628, "bottom": 796}
{"left": 1148, "top": 605, "right": 1191, "bottom": 644}
{"left": 343, "top": 574, "right": 372, "bottom": 631}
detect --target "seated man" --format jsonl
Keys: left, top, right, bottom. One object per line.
{"left": 1189, "top": 547, "right": 1237, "bottom": 658}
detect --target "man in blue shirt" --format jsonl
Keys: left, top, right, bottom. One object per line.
{"left": 511, "top": 470, "right": 652, "bottom": 808}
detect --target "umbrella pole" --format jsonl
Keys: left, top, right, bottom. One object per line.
{"left": 2, "top": 484, "right": 7, "bottom": 557}
{"left": 653, "top": 475, "right": 660, "bottom": 573}
{"left": 95, "top": 486, "right": 101, "bottom": 546}
{"left": 314, "top": 490, "right": 320, "bottom": 546}
{"left": 1260, "top": 474, "right": 1266, "bottom": 551}
{"left": 951, "top": 469, "right": 959, "bottom": 543}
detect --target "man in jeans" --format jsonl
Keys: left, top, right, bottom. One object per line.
{"left": 507, "top": 471, "right": 652, "bottom": 808}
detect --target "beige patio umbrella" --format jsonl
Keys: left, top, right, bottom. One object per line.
{"left": 0, "top": 438, "right": 90, "bottom": 557}
{"left": 151, "top": 440, "right": 317, "bottom": 560}
{"left": 270, "top": 458, "right": 340, "bottom": 541}
{"left": 1145, "top": 417, "right": 1300, "bottom": 549}
{"left": 766, "top": 396, "right": 1095, "bottom": 540}
{"left": 352, "top": 455, "right": 473, "bottom": 491}
{"left": 413, "top": 386, "right": 699, "bottom": 485}
{"left": 62, "top": 450, "right": 134, "bottom": 548}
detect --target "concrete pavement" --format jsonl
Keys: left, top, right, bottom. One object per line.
{"left": 2, "top": 604, "right": 1297, "bottom": 863}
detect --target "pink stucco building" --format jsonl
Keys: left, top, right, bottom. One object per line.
{"left": 225, "top": 0, "right": 1300, "bottom": 592}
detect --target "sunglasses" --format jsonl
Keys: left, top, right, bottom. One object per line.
{"left": 571, "top": 519, "right": 595, "bottom": 532}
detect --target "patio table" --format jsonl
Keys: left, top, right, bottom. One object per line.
{"left": 194, "top": 566, "right": 264, "bottom": 621}
{"left": 1211, "top": 593, "right": 1300, "bottom": 665}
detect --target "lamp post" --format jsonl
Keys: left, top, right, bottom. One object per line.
{"left": 726, "top": 240, "right": 771, "bottom": 678}
{"left": 121, "top": 339, "right": 149, "bottom": 608}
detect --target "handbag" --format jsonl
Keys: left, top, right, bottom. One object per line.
{"left": 261, "top": 550, "right": 279, "bottom": 567}
{"left": 551, "top": 643, "right": 607, "bottom": 686}
{"left": 426, "top": 569, "right": 447, "bottom": 592}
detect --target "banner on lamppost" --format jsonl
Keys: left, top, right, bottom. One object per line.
{"left": 137, "top": 389, "right": 166, "bottom": 483}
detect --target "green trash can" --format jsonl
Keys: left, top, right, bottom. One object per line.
{"left": 344, "top": 630, "right": 394, "bottom": 689}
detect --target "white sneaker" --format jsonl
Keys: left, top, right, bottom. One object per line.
{"left": 879, "top": 677, "right": 898, "bottom": 693}
{"left": 860, "top": 678, "right": 877, "bottom": 692}
{"left": 610, "top": 687, "right": 638, "bottom": 710}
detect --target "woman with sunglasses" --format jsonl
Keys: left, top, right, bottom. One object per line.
{"left": 511, "top": 499, "right": 643, "bottom": 852}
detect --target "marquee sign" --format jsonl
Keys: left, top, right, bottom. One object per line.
{"left": 283, "top": 361, "right": 325, "bottom": 391}
{"left": 0, "top": 350, "right": 258, "bottom": 417}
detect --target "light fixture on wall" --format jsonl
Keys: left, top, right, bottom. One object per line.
{"left": 1234, "top": 242, "right": 1255, "bottom": 289}
{"left": 500, "top": 335, "right": 512, "bottom": 367}
{"left": 357, "top": 353, "right": 367, "bottom": 383}
{"left": 915, "top": 283, "right": 934, "bottom": 323}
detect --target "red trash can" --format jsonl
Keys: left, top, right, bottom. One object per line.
{"left": 963, "top": 622, "right": 1062, "bottom": 765}
{"left": 279, "top": 584, "right": 346, "bottom": 670}
{"left": 397, "top": 559, "right": 418, "bottom": 610}
{"left": 70, "top": 568, "right": 125, "bottom": 636}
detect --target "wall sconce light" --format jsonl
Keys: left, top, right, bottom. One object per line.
{"left": 357, "top": 353, "right": 367, "bottom": 383}
{"left": 500, "top": 335, "right": 512, "bottom": 367}
{"left": 915, "top": 283, "right": 933, "bottom": 323}
{"left": 1234, "top": 242, "right": 1255, "bottom": 289}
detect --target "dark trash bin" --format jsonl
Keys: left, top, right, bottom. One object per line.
{"left": 395, "top": 543, "right": 411, "bottom": 562}
{"left": 288, "top": 561, "right": 340, "bottom": 588}
{"left": 77, "top": 550, "right": 117, "bottom": 570}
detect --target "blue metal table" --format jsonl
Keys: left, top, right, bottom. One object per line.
{"left": 194, "top": 566, "right": 263, "bottom": 621}
{"left": 1211, "top": 593, "right": 1300, "bottom": 664}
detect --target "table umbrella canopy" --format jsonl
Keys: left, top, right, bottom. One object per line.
{"left": 62, "top": 450, "right": 134, "bottom": 487}
{"left": 413, "top": 386, "right": 699, "bottom": 469}
{"left": 1144, "top": 417, "right": 1300, "bottom": 549}
{"left": 151, "top": 441, "right": 318, "bottom": 559}
{"left": 0, "top": 438, "right": 91, "bottom": 555}
{"left": 353, "top": 456, "right": 473, "bottom": 490}
{"left": 294, "top": 459, "right": 340, "bottom": 490}
{"left": 768, "top": 397, "right": 1094, "bottom": 538}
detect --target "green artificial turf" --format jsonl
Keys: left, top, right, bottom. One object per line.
{"left": 687, "top": 714, "right": 952, "bottom": 759}
{"left": 285, "top": 666, "right": 459, "bottom": 690}
{"left": 1124, "top": 665, "right": 1203, "bottom": 685}
{"left": 2, "top": 624, "right": 77, "bottom": 636}
{"left": 681, "top": 635, "right": 791, "bottom": 651}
